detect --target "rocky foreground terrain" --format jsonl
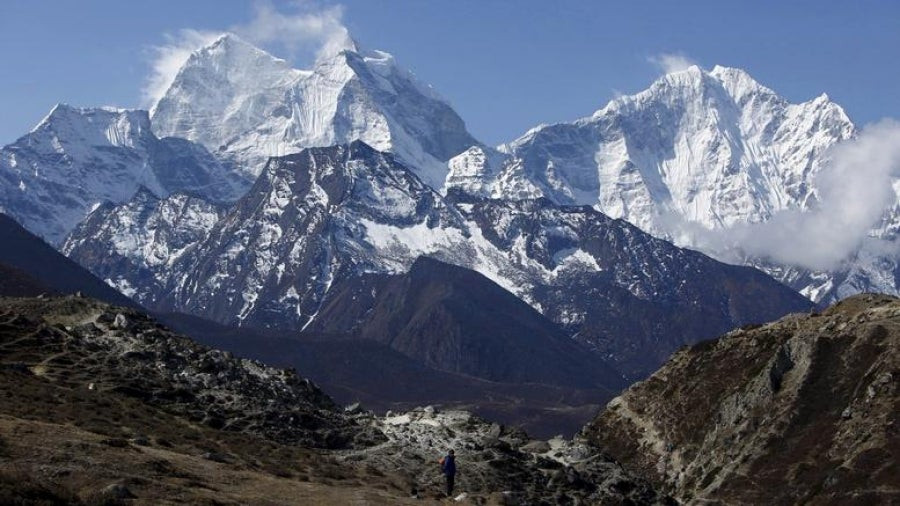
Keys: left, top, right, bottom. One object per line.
{"left": 0, "top": 295, "right": 666, "bottom": 505}
{"left": 584, "top": 294, "right": 900, "bottom": 505}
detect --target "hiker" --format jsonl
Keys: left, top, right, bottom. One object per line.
{"left": 440, "top": 449, "right": 457, "bottom": 497}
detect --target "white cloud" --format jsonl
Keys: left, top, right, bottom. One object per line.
{"left": 233, "top": 1, "right": 353, "bottom": 60}
{"left": 141, "top": 29, "right": 221, "bottom": 109}
{"left": 668, "top": 120, "right": 900, "bottom": 271}
{"left": 141, "top": 1, "right": 351, "bottom": 109}
{"left": 648, "top": 52, "right": 699, "bottom": 74}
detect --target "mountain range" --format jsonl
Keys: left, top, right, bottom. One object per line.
{"left": 0, "top": 32, "right": 894, "bottom": 396}
{"left": 0, "top": 105, "right": 247, "bottom": 245}
{"left": 63, "top": 140, "right": 810, "bottom": 379}
{"left": 446, "top": 65, "right": 898, "bottom": 303}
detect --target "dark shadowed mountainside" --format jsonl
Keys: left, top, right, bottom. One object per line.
{"left": 311, "top": 256, "right": 625, "bottom": 390}
{"left": 160, "top": 305, "right": 619, "bottom": 439}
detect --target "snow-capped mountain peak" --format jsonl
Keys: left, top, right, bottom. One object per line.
{"left": 449, "top": 64, "right": 855, "bottom": 230}
{"left": 445, "top": 64, "right": 890, "bottom": 304}
{"left": 65, "top": 142, "right": 811, "bottom": 378}
{"left": 29, "top": 104, "right": 152, "bottom": 151}
{"left": 151, "top": 35, "right": 478, "bottom": 188}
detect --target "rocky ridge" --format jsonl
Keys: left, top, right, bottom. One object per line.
{"left": 0, "top": 296, "right": 374, "bottom": 449}
{"left": 583, "top": 293, "right": 900, "bottom": 504}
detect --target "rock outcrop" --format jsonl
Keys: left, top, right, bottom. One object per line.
{"left": 0, "top": 296, "right": 376, "bottom": 449}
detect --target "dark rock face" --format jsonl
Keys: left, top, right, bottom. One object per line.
{"left": 0, "top": 263, "right": 52, "bottom": 297}
{"left": 0, "top": 213, "right": 136, "bottom": 308}
{"left": 583, "top": 294, "right": 900, "bottom": 505}
{"left": 66, "top": 142, "right": 811, "bottom": 381}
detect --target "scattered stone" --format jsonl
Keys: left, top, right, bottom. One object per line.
{"left": 113, "top": 313, "right": 129, "bottom": 329}
{"left": 101, "top": 483, "right": 136, "bottom": 500}
{"left": 521, "top": 440, "right": 551, "bottom": 453}
{"left": 202, "top": 451, "right": 229, "bottom": 463}
{"left": 130, "top": 436, "right": 150, "bottom": 446}
{"left": 101, "top": 438, "right": 129, "bottom": 448}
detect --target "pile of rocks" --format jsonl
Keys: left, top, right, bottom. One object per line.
{"left": 0, "top": 296, "right": 383, "bottom": 449}
{"left": 341, "top": 406, "right": 669, "bottom": 504}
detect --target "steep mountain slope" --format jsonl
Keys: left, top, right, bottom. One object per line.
{"left": 447, "top": 65, "right": 899, "bottom": 303}
{"left": 0, "top": 213, "right": 136, "bottom": 307}
{"left": 310, "top": 256, "right": 624, "bottom": 389}
{"left": 445, "top": 192, "right": 812, "bottom": 377}
{"left": 0, "top": 104, "right": 247, "bottom": 244}
{"left": 0, "top": 263, "right": 52, "bottom": 297}
{"left": 583, "top": 294, "right": 900, "bottom": 504}
{"left": 0, "top": 294, "right": 667, "bottom": 504}
{"left": 66, "top": 142, "right": 811, "bottom": 378}
{"left": 61, "top": 188, "right": 226, "bottom": 303}
{"left": 151, "top": 33, "right": 478, "bottom": 188}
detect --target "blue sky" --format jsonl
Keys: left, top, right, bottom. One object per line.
{"left": 1, "top": 0, "right": 899, "bottom": 146}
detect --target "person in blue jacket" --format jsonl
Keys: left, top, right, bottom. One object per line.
{"left": 440, "top": 449, "right": 456, "bottom": 497}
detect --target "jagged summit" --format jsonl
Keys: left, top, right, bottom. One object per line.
{"left": 151, "top": 34, "right": 478, "bottom": 188}
{"left": 445, "top": 64, "right": 876, "bottom": 302}
{"left": 32, "top": 103, "right": 144, "bottom": 135}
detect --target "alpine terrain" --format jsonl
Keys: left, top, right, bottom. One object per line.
{"left": 0, "top": 293, "right": 669, "bottom": 504}
{"left": 0, "top": 13, "right": 896, "bottom": 504}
